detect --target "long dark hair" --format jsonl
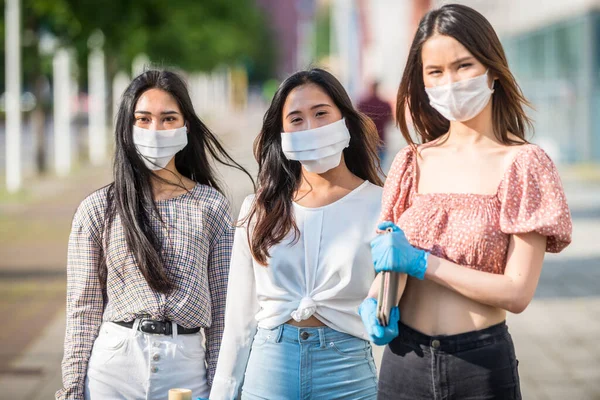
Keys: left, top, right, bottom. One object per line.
{"left": 247, "top": 68, "right": 382, "bottom": 265}
{"left": 103, "top": 70, "right": 253, "bottom": 294}
{"left": 397, "top": 4, "right": 532, "bottom": 145}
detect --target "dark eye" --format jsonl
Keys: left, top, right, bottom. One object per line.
{"left": 458, "top": 63, "right": 472, "bottom": 69}
{"left": 291, "top": 117, "right": 302, "bottom": 124}
{"left": 164, "top": 116, "right": 177, "bottom": 122}
{"left": 428, "top": 70, "right": 441, "bottom": 76}
{"left": 136, "top": 117, "right": 150, "bottom": 123}
{"left": 316, "top": 110, "right": 328, "bottom": 117}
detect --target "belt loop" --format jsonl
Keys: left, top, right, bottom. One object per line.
{"left": 131, "top": 319, "right": 141, "bottom": 338}
{"left": 275, "top": 325, "right": 284, "bottom": 343}
{"left": 172, "top": 322, "right": 178, "bottom": 339}
{"left": 319, "top": 327, "right": 326, "bottom": 348}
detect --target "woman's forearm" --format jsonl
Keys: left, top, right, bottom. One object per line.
{"left": 425, "top": 255, "right": 521, "bottom": 311}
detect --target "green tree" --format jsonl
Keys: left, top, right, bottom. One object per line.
{"left": 1, "top": 0, "right": 275, "bottom": 174}
{"left": 64, "top": 0, "right": 274, "bottom": 78}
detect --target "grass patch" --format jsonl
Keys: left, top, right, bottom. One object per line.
{"left": 0, "top": 216, "right": 70, "bottom": 244}
{"left": 0, "top": 187, "right": 33, "bottom": 204}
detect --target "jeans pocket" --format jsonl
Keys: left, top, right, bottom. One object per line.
{"left": 251, "top": 329, "right": 273, "bottom": 349}
{"left": 93, "top": 324, "right": 129, "bottom": 352}
{"left": 176, "top": 332, "right": 205, "bottom": 360}
{"left": 89, "top": 329, "right": 129, "bottom": 367}
{"left": 329, "top": 337, "right": 370, "bottom": 358}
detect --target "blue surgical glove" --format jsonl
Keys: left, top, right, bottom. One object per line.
{"left": 370, "top": 221, "right": 429, "bottom": 279}
{"left": 358, "top": 297, "right": 400, "bottom": 346}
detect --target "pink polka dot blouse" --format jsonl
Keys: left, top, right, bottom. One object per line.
{"left": 380, "top": 144, "right": 572, "bottom": 274}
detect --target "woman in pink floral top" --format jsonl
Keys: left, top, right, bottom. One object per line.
{"left": 358, "top": 4, "right": 572, "bottom": 400}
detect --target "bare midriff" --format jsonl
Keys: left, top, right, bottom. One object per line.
{"left": 285, "top": 316, "right": 327, "bottom": 327}
{"left": 399, "top": 277, "right": 506, "bottom": 336}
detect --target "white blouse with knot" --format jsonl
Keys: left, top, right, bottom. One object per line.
{"left": 210, "top": 181, "right": 382, "bottom": 400}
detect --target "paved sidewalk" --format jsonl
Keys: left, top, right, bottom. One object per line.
{"left": 1, "top": 113, "right": 599, "bottom": 399}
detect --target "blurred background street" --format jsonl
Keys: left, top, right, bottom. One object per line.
{"left": 0, "top": 0, "right": 599, "bottom": 399}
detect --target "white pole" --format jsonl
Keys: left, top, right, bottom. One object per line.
{"left": 207, "top": 75, "right": 215, "bottom": 114}
{"left": 132, "top": 53, "right": 149, "bottom": 78}
{"left": 53, "top": 48, "right": 72, "bottom": 176}
{"left": 331, "top": 0, "right": 360, "bottom": 99}
{"left": 198, "top": 74, "right": 208, "bottom": 115}
{"left": 88, "top": 48, "right": 107, "bottom": 164}
{"left": 217, "top": 73, "right": 224, "bottom": 114}
{"left": 226, "top": 68, "right": 233, "bottom": 112}
{"left": 296, "top": 0, "right": 316, "bottom": 70}
{"left": 112, "top": 71, "right": 130, "bottom": 131}
{"left": 189, "top": 73, "right": 202, "bottom": 113}
{"left": 5, "top": 0, "right": 21, "bottom": 192}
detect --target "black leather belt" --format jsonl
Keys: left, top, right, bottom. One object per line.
{"left": 113, "top": 319, "right": 200, "bottom": 335}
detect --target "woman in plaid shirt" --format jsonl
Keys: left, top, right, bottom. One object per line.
{"left": 56, "top": 70, "right": 252, "bottom": 400}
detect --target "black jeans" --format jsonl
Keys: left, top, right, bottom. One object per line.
{"left": 378, "top": 321, "right": 521, "bottom": 400}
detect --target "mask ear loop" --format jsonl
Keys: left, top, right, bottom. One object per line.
{"left": 486, "top": 70, "right": 496, "bottom": 92}
{"left": 184, "top": 121, "right": 195, "bottom": 182}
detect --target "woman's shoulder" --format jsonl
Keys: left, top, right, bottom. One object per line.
{"left": 361, "top": 180, "right": 384, "bottom": 200}
{"left": 192, "top": 184, "right": 231, "bottom": 213}
{"left": 72, "top": 185, "right": 111, "bottom": 236}
{"left": 390, "top": 145, "right": 417, "bottom": 169}
{"left": 240, "top": 193, "right": 256, "bottom": 209}
{"left": 512, "top": 142, "right": 551, "bottom": 159}
{"left": 75, "top": 185, "right": 110, "bottom": 219}
{"left": 359, "top": 181, "right": 384, "bottom": 217}
{"left": 502, "top": 142, "right": 559, "bottom": 178}
{"left": 386, "top": 145, "right": 418, "bottom": 187}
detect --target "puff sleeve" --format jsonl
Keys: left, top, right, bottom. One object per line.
{"left": 498, "top": 145, "right": 572, "bottom": 253}
{"left": 380, "top": 146, "right": 418, "bottom": 224}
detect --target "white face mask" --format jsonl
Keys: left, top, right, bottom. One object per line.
{"left": 425, "top": 70, "right": 494, "bottom": 122}
{"left": 281, "top": 118, "right": 350, "bottom": 174}
{"left": 132, "top": 125, "right": 188, "bottom": 170}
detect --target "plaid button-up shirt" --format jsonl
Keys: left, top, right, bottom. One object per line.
{"left": 56, "top": 184, "right": 232, "bottom": 399}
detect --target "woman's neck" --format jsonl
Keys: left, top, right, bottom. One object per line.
{"left": 445, "top": 103, "right": 497, "bottom": 147}
{"left": 298, "top": 157, "right": 362, "bottom": 193}
{"left": 150, "top": 160, "right": 195, "bottom": 199}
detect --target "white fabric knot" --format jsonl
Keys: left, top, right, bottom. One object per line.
{"left": 290, "top": 296, "right": 317, "bottom": 322}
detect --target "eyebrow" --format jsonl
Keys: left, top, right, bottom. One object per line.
{"left": 424, "top": 56, "right": 475, "bottom": 70}
{"left": 134, "top": 110, "right": 181, "bottom": 115}
{"left": 286, "top": 103, "right": 332, "bottom": 118}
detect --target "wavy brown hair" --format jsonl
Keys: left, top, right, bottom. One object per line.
{"left": 397, "top": 3, "right": 532, "bottom": 145}
{"left": 247, "top": 68, "right": 383, "bottom": 265}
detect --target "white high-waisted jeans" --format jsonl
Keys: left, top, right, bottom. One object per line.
{"left": 84, "top": 320, "right": 209, "bottom": 400}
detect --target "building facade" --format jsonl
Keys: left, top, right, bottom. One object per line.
{"left": 434, "top": 0, "right": 600, "bottom": 163}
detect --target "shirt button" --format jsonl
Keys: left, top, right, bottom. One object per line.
{"left": 151, "top": 366, "right": 159, "bottom": 373}
{"left": 300, "top": 332, "right": 310, "bottom": 340}
{"left": 153, "top": 342, "right": 160, "bottom": 347}
{"left": 431, "top": 339, "right": 441, "bottom": 349}
{"left": 152, "top": 354, "right": 160, "bottom": 361}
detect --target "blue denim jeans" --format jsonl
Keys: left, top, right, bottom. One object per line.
{"left": 241, "top": 324, "right": 378, "bottom": 400}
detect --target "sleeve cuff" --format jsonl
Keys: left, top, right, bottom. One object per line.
{"left": 210, "top": 376, "right": 239, "bottom": 400}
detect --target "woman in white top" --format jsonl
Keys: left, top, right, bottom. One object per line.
{"left": 210, "top": 68, "right": 384, "bottom": 400}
